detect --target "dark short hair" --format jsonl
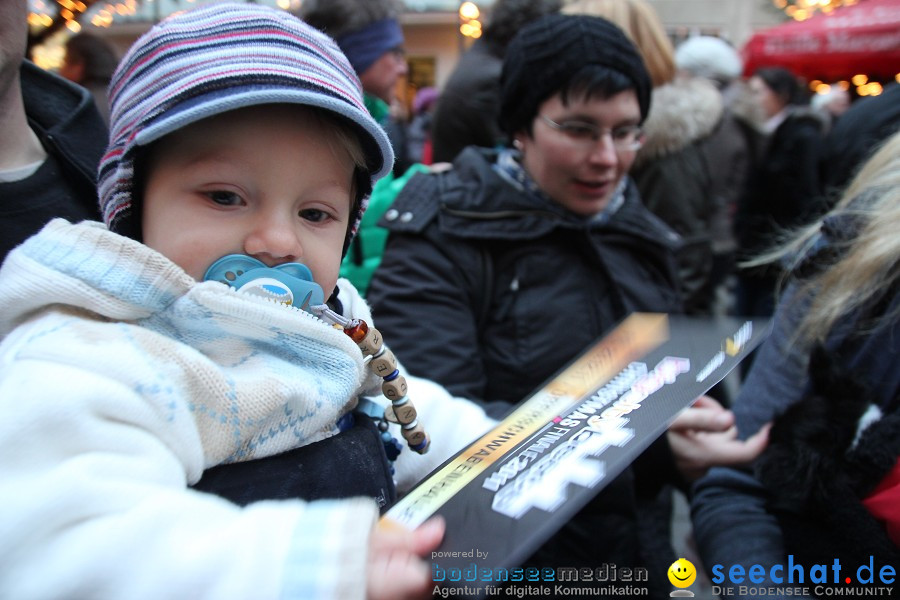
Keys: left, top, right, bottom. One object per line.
{"left": 483, "top": 0, "right": 563, "bottom": 55}
{"left": 64, "top": 33, "right": 118, "bottom": 83}
{"left": 754, "top": 66, "right": 803, "bottom": 106}
{"left": 299, "top": 0, "right": 403, "bottom": 38}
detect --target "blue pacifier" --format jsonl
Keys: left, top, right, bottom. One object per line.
{"left": 203, "top": 255, "right": 325, "bottom": 312}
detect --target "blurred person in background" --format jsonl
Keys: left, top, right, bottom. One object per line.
{"left": 817, "top": 83, "right": 900, "bottom": 211}
{"left": 300, "top": 0, "right": 407, "bottom": 110}
{"left": 406, "top": 86, "right": 438, "bottom": 165}
{"left": 59, "top": 32, "right": 118, "bottom": 125}
{"left": 675, "top": 35, "right": 763, "bottom": 317}
{"left": 386, "top": 96, "right": 412, "bottom": 176}
{"left": 810, "top": 85, "right": 851, "bottom": 127}
{"left": 733, "top": 66, "right": 827, "bottom": 324}
{"left": 430, "top": 0, "right": 563, "bottom": 163}
{"left": 301, "top": 0, "right": 429, "bottom": 296}
{"left": 692, "top": 129, "right": 900, "bottom": 595}
{"left": 0, "top": 0, "right": 105, "bottom": 263}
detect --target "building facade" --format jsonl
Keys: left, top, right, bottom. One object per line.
{"left": 399, "top": 0, "right": 786, "bottom": 95}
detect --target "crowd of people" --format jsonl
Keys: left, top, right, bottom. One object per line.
{"left": 0, "top": 0, "right": 897, "bottom": 598}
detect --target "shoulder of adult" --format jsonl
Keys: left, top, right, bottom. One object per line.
{"left": 376, "top": 169, "right": 444, "bottom": 234}
{"left": 614, "top": 179, "right": 682, "bottom": 250}
{"left": 19, "top": 60, "right": 108, "bottom": 179}
{"left": 20, "top": 60, "right": 105, "bottom": 139}
{"left": 377, "top": 148, "right": 495, "bottom": 233}
{"left": 635, "top": 77, "right": 723, "bottom": 165}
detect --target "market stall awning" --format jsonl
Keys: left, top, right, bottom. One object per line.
{"left": 742, "top": 0, "right": 900, "bottom": 82}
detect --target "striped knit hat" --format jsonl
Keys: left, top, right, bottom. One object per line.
{"left": 98, "top": 3, "right": 393, "bottom": 246}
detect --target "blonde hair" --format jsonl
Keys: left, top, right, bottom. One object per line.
{"left": 562, "top": 0, "right": 676, "bottom": 87}
{"left": 776, "top": 130, "right": 900, "bottom": 345}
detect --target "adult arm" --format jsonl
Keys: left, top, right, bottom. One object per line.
{"left": 690, "top": 281, "right": 816, "bottom": 597}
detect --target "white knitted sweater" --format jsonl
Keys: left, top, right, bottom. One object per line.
{"left": 0, "top": 219, "right": 493, "bottom": 599}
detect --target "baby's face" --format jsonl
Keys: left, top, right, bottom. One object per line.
{"left": 141, "top": 105, "right": 356, "bottom": 295}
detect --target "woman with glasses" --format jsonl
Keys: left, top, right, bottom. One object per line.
{"left": 564, "top": 0, "right": 743, "bottom": 318}
{"left": 367, "top": 14, "right": 764, "bottom": 592}
{"left": 369, "top": 13, "right": 676, "bottom": 410}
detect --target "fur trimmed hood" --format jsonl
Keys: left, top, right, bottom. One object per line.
{"left": 634, "top": 76, "right": 723, "bottom": 168}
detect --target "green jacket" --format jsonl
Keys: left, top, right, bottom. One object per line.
{"left": 341, "top": 94, "right": 427, "bottom": 296}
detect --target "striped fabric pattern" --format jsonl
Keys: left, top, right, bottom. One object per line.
{"left": 98, "top": 2, "right": 393, "bottom": 242}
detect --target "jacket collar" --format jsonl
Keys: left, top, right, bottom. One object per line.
{"left": 436, "top": 147, "right": 680, "bottom": 249}
{"left": 20, "top": 60, "right": 108, "bottom": 184}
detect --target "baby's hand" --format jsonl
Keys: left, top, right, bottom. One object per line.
{"left": 367, "top": 516, "right": 445, "bottom": 600}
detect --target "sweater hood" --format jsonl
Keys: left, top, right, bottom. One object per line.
{"left": 0, "top": 219, "right": 371, "bottom": 464}
{"left": 634, "top": 77, "right": 723, "bottom": 167}
{"left": 0, "top": 220, "right": 193, "bottom": 336}
{"left": 0, "top": 219, "right": 368, "bottom": 374}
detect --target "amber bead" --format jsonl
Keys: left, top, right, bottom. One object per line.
{"left": 343, "top": 319, "right": 368, "bottom": 343}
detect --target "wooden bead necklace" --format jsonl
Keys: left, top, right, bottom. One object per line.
{"left": 311, "top": 303, "right": 431, "bottom": 455}
{"left": 202, "top": 255, "right": 430, "bottom": 456}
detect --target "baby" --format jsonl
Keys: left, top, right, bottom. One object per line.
{"left": 0, "top": 5, "right": 492, "bottom": 599}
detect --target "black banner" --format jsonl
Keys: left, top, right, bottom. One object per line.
{"left": 381, "top": 313, "right": 770, "bottom": 598}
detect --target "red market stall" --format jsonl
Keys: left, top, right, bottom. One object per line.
{"left": 742, "top": 0, "right": 900, "bottom": 82}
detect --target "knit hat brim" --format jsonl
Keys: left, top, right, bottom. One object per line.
{"left": 99, "top": 3, "right": 393, "bottom": 246}
{"left": 134, "top": 86, "right": 391, "bottom": 180}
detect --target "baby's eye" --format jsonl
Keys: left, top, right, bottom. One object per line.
{"left": 300, "top": 208, "right": 330, "bottom": 223}
{"left": 206, "top": 190, "right": 243, "bottom": 206}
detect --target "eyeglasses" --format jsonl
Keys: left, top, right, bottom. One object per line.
{"left": 538, "top": 115, "right": 644, "bottom": 152}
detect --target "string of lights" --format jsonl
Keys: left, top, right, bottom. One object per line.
{"left": 771, "top": 0, "right": 860, "bottom": 21}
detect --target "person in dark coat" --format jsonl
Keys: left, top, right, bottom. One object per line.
{"left": 675, "top": 35, "right": 763, "bottom": 317}
{"left": 692, "top": 130, "right": 900, "bottom": 598}
{"left": 733, "top": 67, "right": 827, "bottom": 320}
{"left": 372, "top": 14, "right": 678, "bottom": 411}
{"left": 368, "top": 14, "right": 766, "bottom": 592}
{"left": 817, "top": 82, "right": 900, "bottom": 208}
{"left": 564, "top": 0, "right": 746, "bottom": 318}
{"left": 430, "top": 0, "right": 562, "bottom": 163}
{"left": 0, "top": 0, "right": 106, "bottom": 262}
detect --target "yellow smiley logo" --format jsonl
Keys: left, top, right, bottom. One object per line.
{"left": 667, "top": 558, "right": 697, "bottom": 588}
